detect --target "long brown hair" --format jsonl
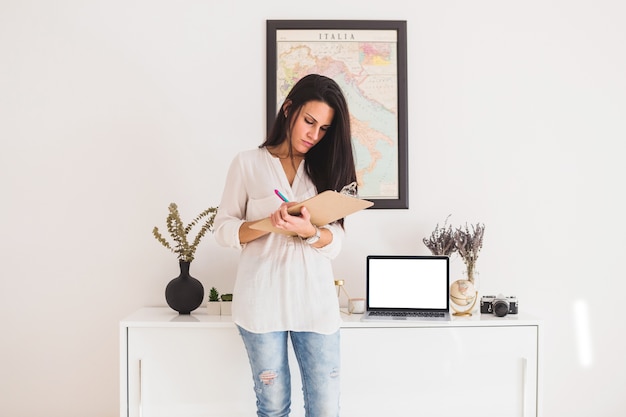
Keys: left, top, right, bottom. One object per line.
{"left": 261, "top": 74, "right": 357, "bottom": 196}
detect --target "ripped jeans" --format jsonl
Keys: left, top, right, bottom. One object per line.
{"left": 237, "top": 326, "right": 340, "bottom": 417}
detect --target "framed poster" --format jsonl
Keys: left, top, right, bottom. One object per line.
{"left": 267, "top": 20, "right": 408, "bottom": 209}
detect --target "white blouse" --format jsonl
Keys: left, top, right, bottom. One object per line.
{"left": 213, "top": 148, "right": 343, "bottom": 334}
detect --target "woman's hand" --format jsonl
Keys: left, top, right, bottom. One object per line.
{"left": 270, "top": 203, "right": 317, "bottom": 238}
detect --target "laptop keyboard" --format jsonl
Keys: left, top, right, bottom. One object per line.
{"left": 369, "top": 311, "right": 445, "bottom": 318}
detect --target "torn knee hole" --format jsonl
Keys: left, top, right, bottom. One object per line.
{"left": 259, "top": 370, "right": 277, "bottom": 385}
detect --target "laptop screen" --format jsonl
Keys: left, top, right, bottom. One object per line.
{"left": 366, "top": 255, "right": 449, "bottom": 311}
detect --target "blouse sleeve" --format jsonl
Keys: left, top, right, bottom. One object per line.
{"left": 213, "top": 154, "right": 247, "bottom": 250}
{"left": 315, "top": 221, "right": 345, "bottom": 259}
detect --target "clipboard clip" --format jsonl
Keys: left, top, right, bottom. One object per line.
{"left": 339, "top": 181, "right": 358, "bottom": 197}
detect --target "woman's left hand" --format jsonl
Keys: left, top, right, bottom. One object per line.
{"left": 270, "top": 203, "right": 317, "bottom": 238}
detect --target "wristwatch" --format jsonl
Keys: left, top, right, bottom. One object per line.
{"left": 303, "top": 226, "right": 321, "bottom": 245}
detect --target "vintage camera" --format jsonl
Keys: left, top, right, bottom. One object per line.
{"left": 480, "top": 294, "right": 518, "bottom": 317}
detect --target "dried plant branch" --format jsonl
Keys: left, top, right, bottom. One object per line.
{"left": 423, "top": 215, "right": 457, "bottom": 256}
{"left": 453, "top": 222, "right": 485, "bottom": 283}
{"left": 153, "top": 203, "right": 218, "bottom": 262}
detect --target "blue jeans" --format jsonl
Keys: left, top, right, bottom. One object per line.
{"left": 237, "top": 326, "right": 341, "bottom": 417}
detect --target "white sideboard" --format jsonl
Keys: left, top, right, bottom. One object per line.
{"left": 120, "top": 308, "right": 541, "bottom": 417}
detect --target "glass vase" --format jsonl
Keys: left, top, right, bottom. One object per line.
{"left": 463, "top": 267, "right": 480, "bottom": 314}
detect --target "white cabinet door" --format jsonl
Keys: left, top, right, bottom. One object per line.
{"left": 122, "top": 315, "right": 539, "bottom": 417}
{"left": 340, "top": 326, "right": 538, "bottom": 417}
{"left": 126, "top": 327, "right": 256, "bottom": 417}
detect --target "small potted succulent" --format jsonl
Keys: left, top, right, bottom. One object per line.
{"left": 220, "top": 293, "right": 233, "bottom": 315}
{"left": 206, "top": 286, "right": 221, "bottom": 315}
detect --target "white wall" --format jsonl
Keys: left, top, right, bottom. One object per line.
{"left": 1, "top": 1, "right": 624, "bottom": 416}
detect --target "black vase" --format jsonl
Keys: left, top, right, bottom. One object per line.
{"left": 165, "top": 261, "right": 204, "bottom": 314}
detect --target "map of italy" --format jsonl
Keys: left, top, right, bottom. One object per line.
{"left": 275, "top": 30, "right": 399, "bottom": 200}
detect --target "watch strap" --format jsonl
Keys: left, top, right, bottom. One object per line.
{"left": 304, "top": 226, "right": 321, "bottom": 244}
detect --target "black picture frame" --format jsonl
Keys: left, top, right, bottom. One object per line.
{"left": 267, "top": 20, "right": 408, "bottom": 209}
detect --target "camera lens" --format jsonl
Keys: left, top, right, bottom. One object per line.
{"left": 492, "top": 299, "right": 509, "bottom": 317}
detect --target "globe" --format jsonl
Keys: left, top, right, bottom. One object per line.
{"left": 449, "top": 279, "right": 477, "bottom": 316}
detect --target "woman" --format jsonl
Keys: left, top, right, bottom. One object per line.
{"left": 213, "top": 74, "right": 356, "bottom": 417}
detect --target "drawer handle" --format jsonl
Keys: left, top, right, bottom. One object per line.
{"left": 521, "top": 357, "right": 527, "bottom": 417}
{"left": 139, "top": 359, "right": 143, "bottom": 417}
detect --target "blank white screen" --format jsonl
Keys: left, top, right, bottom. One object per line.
{"left": 368, "top": 257, "right": 448, "bottom": 309}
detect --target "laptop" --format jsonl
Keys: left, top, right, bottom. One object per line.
{"left": 361, "top": 255, "right": 451, "bottom": 322}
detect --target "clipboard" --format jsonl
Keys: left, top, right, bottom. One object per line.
{"left": 249, "top": 190, "right": 374, "bottom": 235}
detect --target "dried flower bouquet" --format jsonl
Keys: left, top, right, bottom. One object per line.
{"left": 423, "top": 218, "right": 486, "bottom": 285}
{"left": 423, "top": 216, "right": 457, "bottom": 256}
{"left": 453, "top": 223, "right": 485, "bottom": 284}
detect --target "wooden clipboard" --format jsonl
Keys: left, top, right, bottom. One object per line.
{"left": 249, "top": 190, "right": 373, "bottom": 235}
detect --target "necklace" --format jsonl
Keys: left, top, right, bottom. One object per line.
{"left": 267, "top": 148, "right": 304, "bottom": 161}
{"left": 268, "top": 150, "right": 290, "bottom": 159}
